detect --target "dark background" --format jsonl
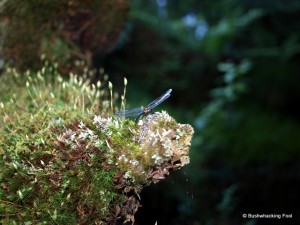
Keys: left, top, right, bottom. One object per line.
{"left": 1, "top": 0, "right": 300, "bottom": 224}
{"left": 110, "top": 1, "right": 300, "bottom": 225}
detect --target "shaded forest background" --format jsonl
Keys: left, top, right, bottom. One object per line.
{"left": 1, "top": 0, "right": 299, "bottom": 225}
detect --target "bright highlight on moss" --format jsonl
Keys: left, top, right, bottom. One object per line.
{"left": 0, "top": 64, "right": 194, "bottom": 224}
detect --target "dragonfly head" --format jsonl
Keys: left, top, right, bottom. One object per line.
{"left": 143, "top": 107, "right": 152, "bottom": 115}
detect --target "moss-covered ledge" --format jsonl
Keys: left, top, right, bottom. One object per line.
{"left": 0, "top": 66, "right": 194, "bottom": 224}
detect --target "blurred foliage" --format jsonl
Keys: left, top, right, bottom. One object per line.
{"left": 195, "top": 60, "right": 300, "bottom": 167}
{"left": 0, "top": 0, "right": 129, "bottom": 72}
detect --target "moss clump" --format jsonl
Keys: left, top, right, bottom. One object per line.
{"left": 0, "top": 65, "right": 194, "bottom": 224}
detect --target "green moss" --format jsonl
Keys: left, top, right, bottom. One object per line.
{"left": 0, "top": 65, "right": 119, "bottom": 223}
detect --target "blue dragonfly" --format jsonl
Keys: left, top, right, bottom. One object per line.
{"left": 115, "top": 89, "right": 172, "bottom": 123}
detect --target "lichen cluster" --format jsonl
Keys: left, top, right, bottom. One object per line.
{"left": 136, "top": 112, "right": 193, "bottom": 183}
{"left": 0, "top": 65, "right": 194, "bottom": 224}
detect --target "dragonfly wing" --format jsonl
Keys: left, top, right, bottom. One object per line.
{"left": 147, "top": 89, "right": 172, "bottom": 110}
{"left": 115, "top": 108, "right": 143, "bottom": 118}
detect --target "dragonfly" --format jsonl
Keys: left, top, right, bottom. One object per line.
{"left": 115, "top": 89, "right": 172, "bottom": 123}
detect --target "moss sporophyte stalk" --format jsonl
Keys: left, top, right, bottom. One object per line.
{"left": 0, "top": 66, "right": 194, "bottom": 224}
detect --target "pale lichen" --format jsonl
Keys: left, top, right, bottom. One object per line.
{"left": 135, "top": 111, "right": 194, "bottom": 183}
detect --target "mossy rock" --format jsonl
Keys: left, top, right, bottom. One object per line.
{"left": 0, "top": 66, "right": 194, "bottom": 224}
